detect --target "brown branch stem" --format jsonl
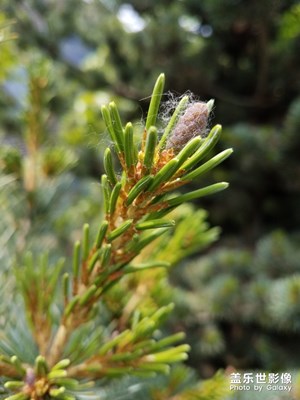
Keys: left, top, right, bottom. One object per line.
{"left": 47, "top": 324, "right": 69, "bottom": 367}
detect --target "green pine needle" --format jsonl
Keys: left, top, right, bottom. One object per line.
{"left": 168, "top": 182, "right": 229, "bottom": 207}
{"left": 104, "top": 148, "right": 118, "bottom": 185}
{"left": 143, "top": 126, "right": 158, "bottom": 172}
{"left": 146, "top": 73, "right": 165, "bottom": 130}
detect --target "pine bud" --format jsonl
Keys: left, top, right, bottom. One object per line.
{"left": 166, "top": 102, "right": 209, "bottom": 152}
{"left": 25, "top": 368, "right": 36, "bottom": 386}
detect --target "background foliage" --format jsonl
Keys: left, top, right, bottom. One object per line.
{"left": 1, "top": 0, "right": 300, "bottom": 399}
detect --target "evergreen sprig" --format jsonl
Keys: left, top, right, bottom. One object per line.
{"left": 1, "top": 74, "right": 231, "bottom": 400}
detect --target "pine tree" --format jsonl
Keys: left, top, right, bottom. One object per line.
{"left": 0, "top": 74, "right": 232, "bottom": 400}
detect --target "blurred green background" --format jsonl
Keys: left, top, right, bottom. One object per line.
{"left": 1, "top": 0, "right": 300, "bottom": 392}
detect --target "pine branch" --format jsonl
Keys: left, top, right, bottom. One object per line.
{"left": 2, "top": 74, "right": 231, "bottom": 400}
{"left": 45, "top": 75, "right": 230, "bottom": 367}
